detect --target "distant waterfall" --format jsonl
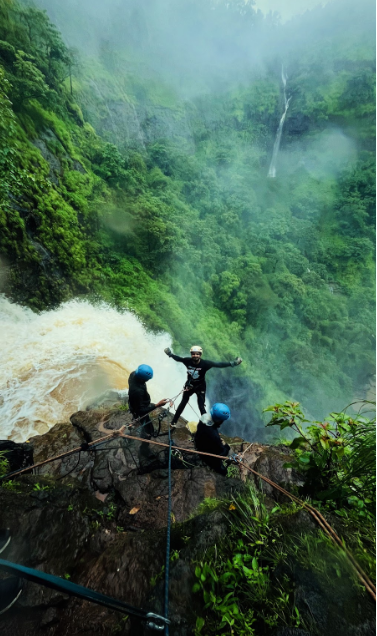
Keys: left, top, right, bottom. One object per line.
{"left": 268, "top": 65, "right": 291, "bottom": 178}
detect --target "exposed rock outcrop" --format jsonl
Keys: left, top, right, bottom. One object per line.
{"left": 0, "top": 402, "right": 374, "bottom": 636}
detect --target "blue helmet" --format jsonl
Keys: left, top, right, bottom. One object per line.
{"left": 210, "top": 403, "right": 230, "bottom": 423}
{"left": 135, "top": 364, "right": 153, "bottom": 382}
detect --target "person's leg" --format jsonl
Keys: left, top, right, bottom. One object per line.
{"left": 196, "top": 390, "right": 207, "bottom": 415}
{"left": 141, "top": 414, "right": 154, "bottom": 438}
{"left": 171, "top": 390, "right": 192, "bottom": 424}
{"left": 139, "top": 415, "right": 157, "bottom": 465}
{"left": 203, "top": 456, "right": 227, "bottom": 476}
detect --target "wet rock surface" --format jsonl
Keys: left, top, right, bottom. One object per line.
{"left": 253, "top": 446, "right": 304, "bottom": 501}
{"left": 0, "top": 403, "right": 374, "bottom": 635}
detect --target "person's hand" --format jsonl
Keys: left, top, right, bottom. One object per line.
{"left": 230, "top": 357, "right": 242, "bottom": 367}
{"left": 164, "top": 347, "right": 172, "bottom": 356}
{"left": 157, "top": 398, "right": 169, "bottom": 407}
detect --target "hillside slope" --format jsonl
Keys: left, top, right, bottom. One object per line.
{"left": 0, "top": 0, "right": 375, "bottom": 435}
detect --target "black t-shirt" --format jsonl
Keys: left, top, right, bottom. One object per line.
{"left": 169, "top": 355, "right": 232, "bottom": 388}
{"left": 195, "top": 420, "right": 230, "bottom": 457}
{"left": 128, "top": 371, "right": 156, "bottom": 417}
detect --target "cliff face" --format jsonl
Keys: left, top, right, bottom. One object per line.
{"left": 0, "top": 403, "right": 260, "bottom": 635}
{"left": 0, "top": 399, "right": 375, "bottom": 636}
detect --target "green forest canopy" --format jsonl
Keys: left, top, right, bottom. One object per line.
{"left": 0, "top": 0, "right": 375, "bottom": 439}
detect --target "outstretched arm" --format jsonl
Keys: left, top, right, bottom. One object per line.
{"left": 207, "top": 357, "right": 243, "bottom": 369}
{"left": 164, "top": 347, "right": 185, "bottom": 363}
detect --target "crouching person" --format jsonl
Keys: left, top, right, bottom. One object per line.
{"left": 194, "top": 403, "right": 231, "bottom": 476}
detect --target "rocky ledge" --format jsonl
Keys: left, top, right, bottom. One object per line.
{"left": 0, "top": 399, "right": 374, "bottom": 636}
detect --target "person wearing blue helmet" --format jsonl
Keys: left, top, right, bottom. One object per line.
{"left": 194, "top": 403, "right": 231, "bottom": 475}
{"left": 128, "top": 365, "right": 169, "bottom": 436}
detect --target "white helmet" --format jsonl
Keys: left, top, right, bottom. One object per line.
{"left": 190, "top": 345, "right": 203, "bottom": 355}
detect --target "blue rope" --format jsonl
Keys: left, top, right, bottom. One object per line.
{"left": 0, "top": 559, "right": 169, "bottom": 626}
{"left": 164, "top": 424, "right": 172, "bottom": 635}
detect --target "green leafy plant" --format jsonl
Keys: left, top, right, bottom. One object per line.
{"left": 106, "top": 503, "right": 117, "bottom": 521}
{"left": 0, "top": 450, "right": 10, "bottom": 477}
{"left": 264, "top": 401, "right": 376, "bottom": 515}
{"left": 91, "top": 520, "right": 101, "bottom": 532}
{"left": 192, "top": 486, "right": 302, "bottom": 635}
{"left": 227, "top": 463, "right": 240, "bottom": 478}
{"left": 1, "top": 480, "right": 21, "bottom": 492}
{"left": 150, "top": 564, "right": 165, "bottom": 588}
{"left": 33, "top": 483, "right": 50, "bottom": 491}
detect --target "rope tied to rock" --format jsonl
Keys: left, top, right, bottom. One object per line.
{"left": 0, "top": 404, "right": 171, "bottom": 482}
{"left": 1, "top": 425, "right": 375, "bottom": 603}
{"left": 115, "top": 431, "right": 376, "bottom": 602}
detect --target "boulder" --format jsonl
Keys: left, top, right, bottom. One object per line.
{"left": 0, "top": 407, "right": 374, "bottom": 636}
{"left": 253, "top": 446, "right": 304, "bottom": 501}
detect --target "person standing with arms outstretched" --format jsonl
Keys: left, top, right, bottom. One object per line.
{"left": 164, "top": 345, "right": 242, "bottom": 425}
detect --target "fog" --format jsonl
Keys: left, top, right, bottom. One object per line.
{"left": 20, "top": 0, "right": 375, "bottom": 438}
{"left": 36, "top": 0, "right": 374, "bottom": 86}
{"left": 255, "top": 0, "right": 327, "bottom": 21}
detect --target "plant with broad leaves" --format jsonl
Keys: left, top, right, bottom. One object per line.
{"left": 264, "top": 401, "right": 376, "bottom": 516}
{"left": 192, "top": 486, "right": 301, "bottom": 635}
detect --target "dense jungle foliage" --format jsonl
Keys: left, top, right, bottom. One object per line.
{"left": 192, "top": 398, "right": 376, "bottom": 634}
{"left": 0, "top": 0, "right": 375, "bottom": 436}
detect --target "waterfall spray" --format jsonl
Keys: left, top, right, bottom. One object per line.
{"left": 268, "top": 65, "right": 291, "bottom": 178}
{"left": 0, "top": 296, "right": 186, "bottom": 442}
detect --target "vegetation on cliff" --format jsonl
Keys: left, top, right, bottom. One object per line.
{"left": 0, "top": 399, "right": 375, "bottom": 635}
{"left": 0, "top": 0, "right": 375, "bottom": 431}
{"left": 193, "top": 400, "right": 376, "bottom": 634}
{"left": 0, "top": 3, "right": 374, "bottom": 633}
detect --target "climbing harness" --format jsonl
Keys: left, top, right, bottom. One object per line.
{"left": 177, "top": 384, "right": 201, "bottom": 419}
{"left": 0, "top": 559, "right": 170, "bottom": 630}
{"left": 154, "top": 409, "right": 170, "bottom": 438}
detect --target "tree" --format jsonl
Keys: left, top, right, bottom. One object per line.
{"left": 11, "top": 50, "right": 49, "bottom": 108}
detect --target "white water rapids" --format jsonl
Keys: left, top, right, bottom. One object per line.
{"left": 268, "top": 65, "right": 291, "bottom": 178}
{"left": 0, "top": 296, "right": 186, "bottom": 442}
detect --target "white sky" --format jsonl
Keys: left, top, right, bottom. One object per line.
{"left": 254, "top": 0, "right": 327, "bottom": 22}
